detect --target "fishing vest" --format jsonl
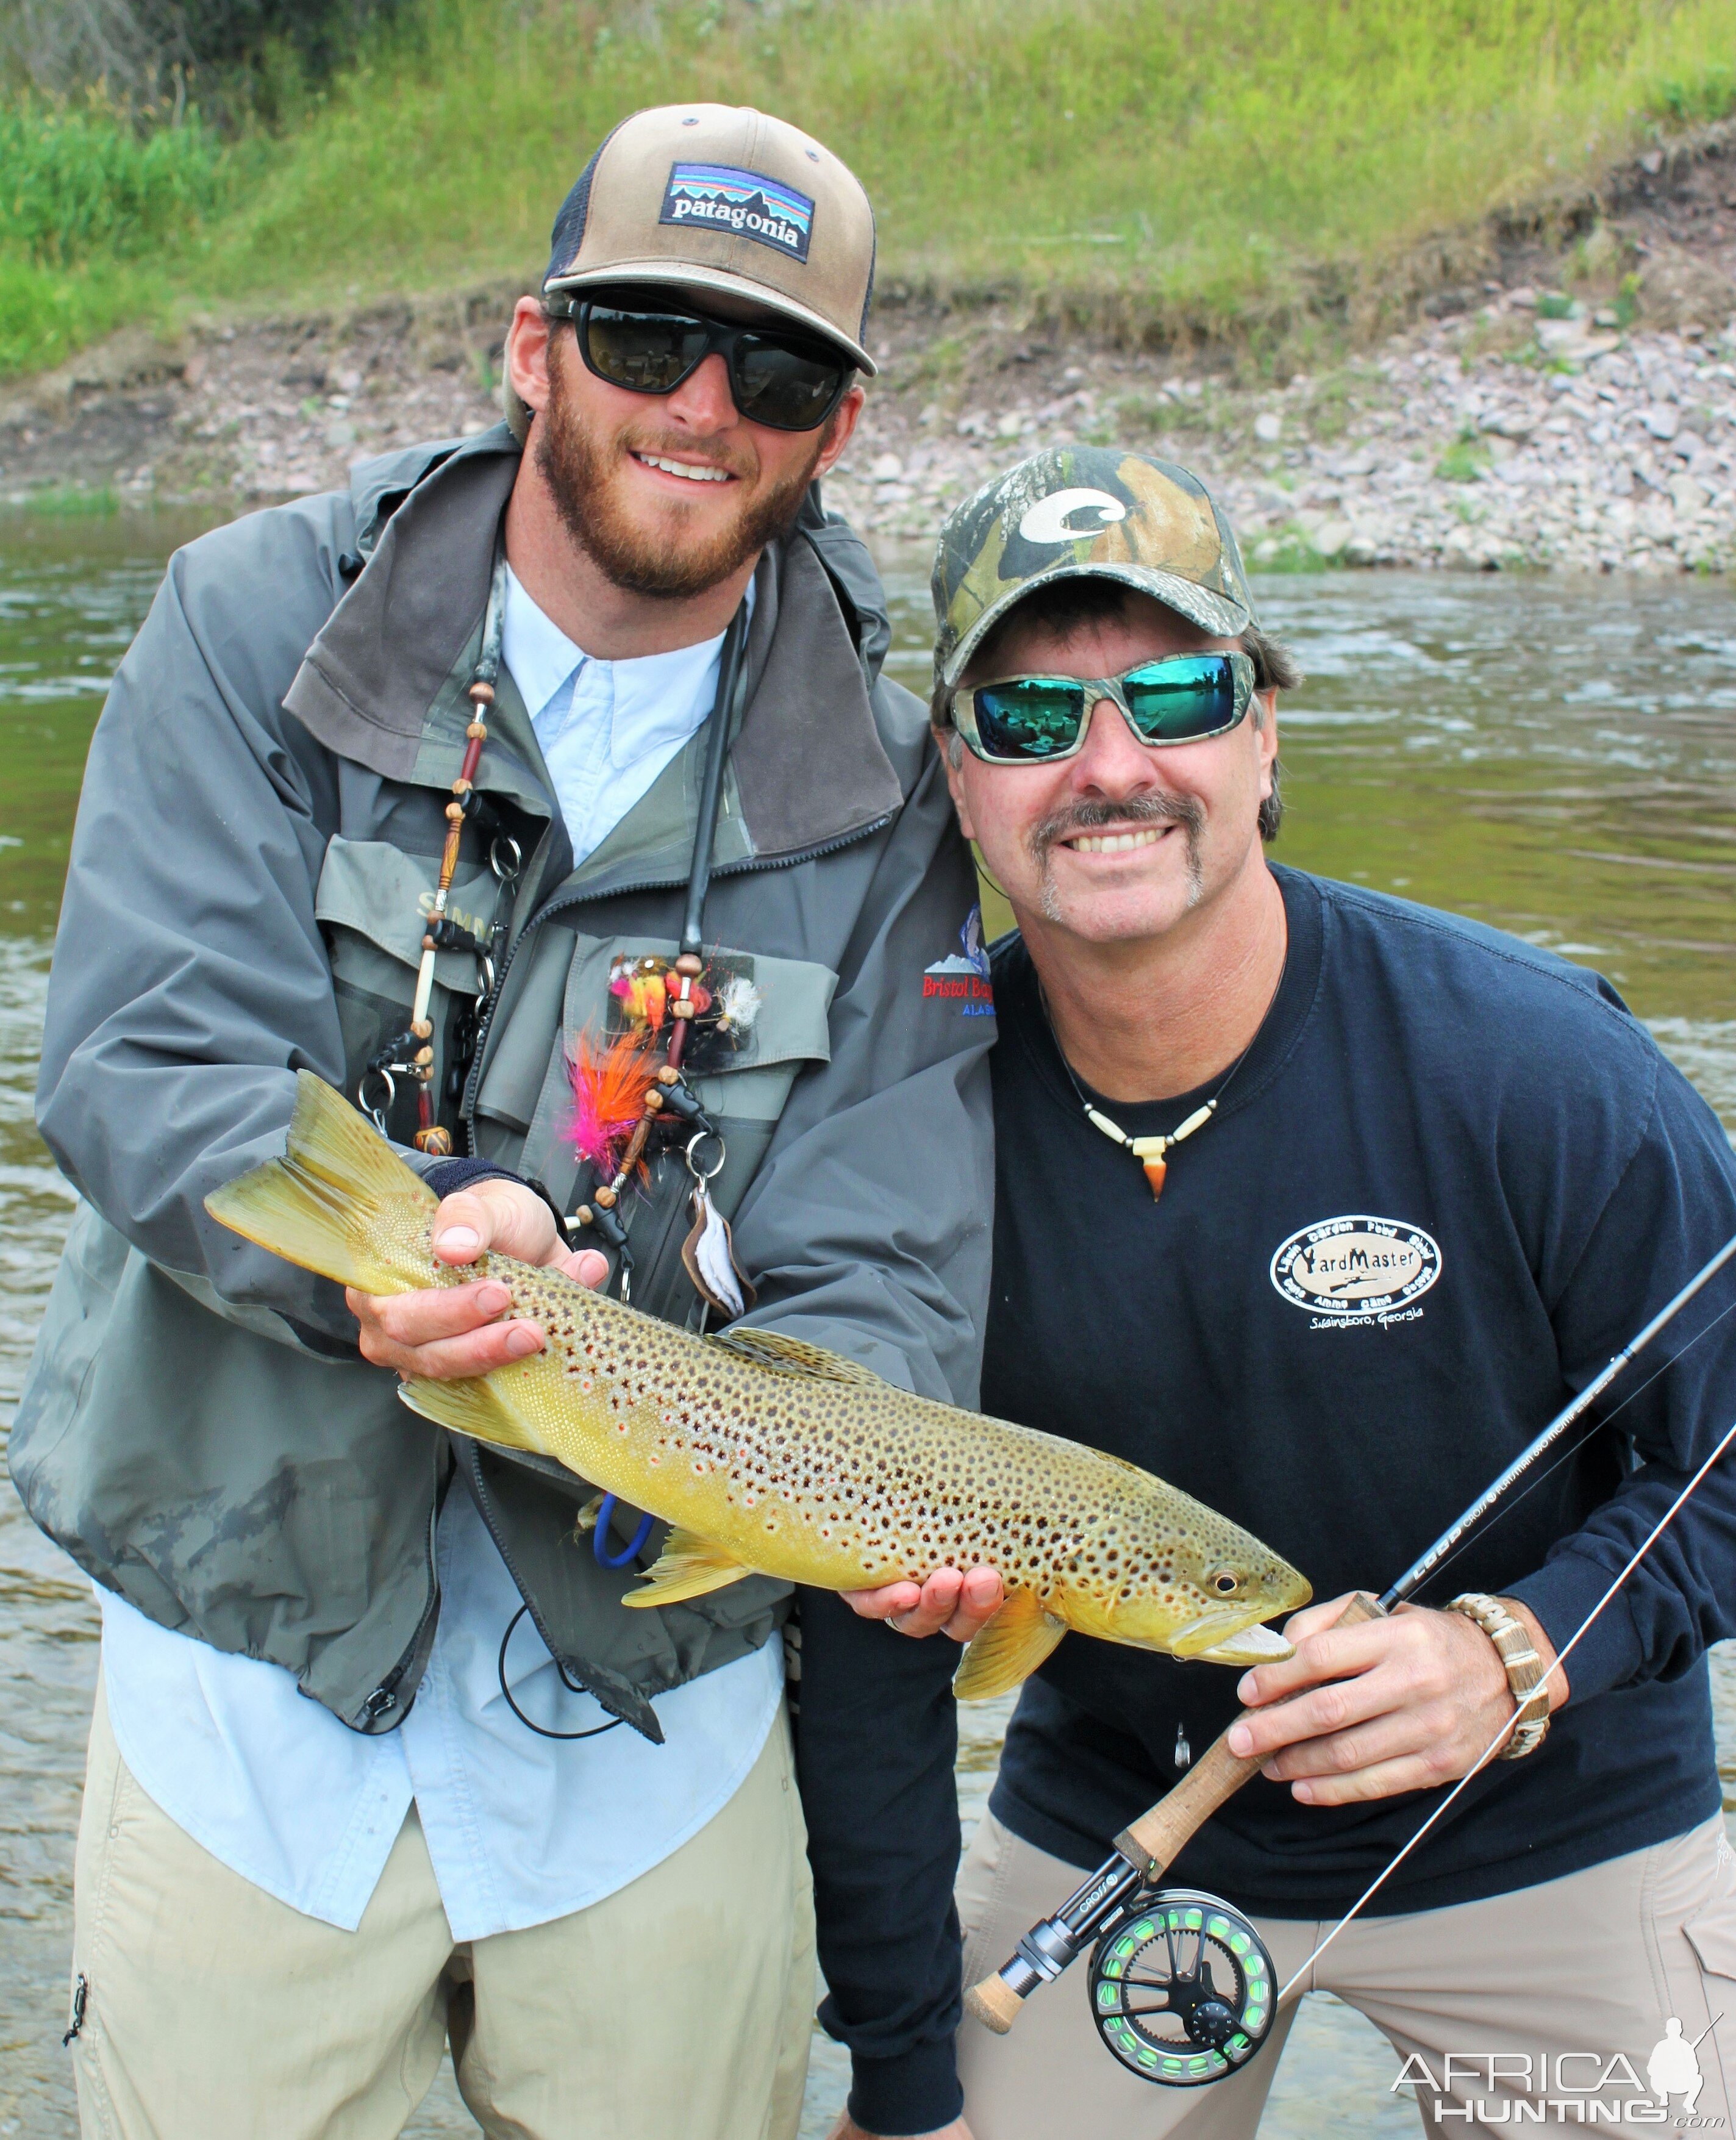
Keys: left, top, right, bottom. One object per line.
{"left": 309, "top": 640, "right": 860, "bottom": 1742}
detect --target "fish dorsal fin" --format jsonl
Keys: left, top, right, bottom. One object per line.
{"left": 953, "top": 1587, "right": 1068, "bottom": 1703}
{"left": 620, "top": 1526, "right": 754, "bottom": 1608}
{"left": 1099, "top": 1451, "right": 1152, "bottom": 1478}
{"left": 705, "top": 1326, "right": 887, "bottom": 1387}
{"left": 398, "top": 1374, "right": 541, "bottom": 1455}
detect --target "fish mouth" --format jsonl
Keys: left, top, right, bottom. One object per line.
{"left": 1189, "top": 1622, "right": 1295, "bottom": 1666}
{"left": 1170, "top": 1608, "right": 1294, "bottom": 1661}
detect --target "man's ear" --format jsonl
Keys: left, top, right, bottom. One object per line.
{"left": 1255, "top": 689, "right": 1279, "bottom": 801}
{"left": 813, "top": 383, "right": 866, "bottom": 477}
{"left": 933, "top": 724, "right": 978, "bottom": 842}
{"left": 506, "top": 296, "right": 556, "bottom": 422}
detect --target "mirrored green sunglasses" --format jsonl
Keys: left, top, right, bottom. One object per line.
{"left": 946, "top": 651, "right": 1256, "bottom": 765}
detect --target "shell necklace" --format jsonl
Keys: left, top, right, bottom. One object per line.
{"left": 1041, "top": 956, "right": 1285, "bottom": 1202}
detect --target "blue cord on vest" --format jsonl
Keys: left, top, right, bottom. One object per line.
{"left": 593, "top": 1494, "right": 655, "bottom": 1568}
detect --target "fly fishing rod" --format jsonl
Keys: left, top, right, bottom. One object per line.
{"left": 963, "top": 1228, "right": 1736, "bottom": 2088}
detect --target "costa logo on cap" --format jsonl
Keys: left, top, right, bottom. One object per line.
{"left": 1018, "top": 488, "right": 1128, "bottom": 545}
{"left": 660, "top": 163, "right": 815, "bottom": 263}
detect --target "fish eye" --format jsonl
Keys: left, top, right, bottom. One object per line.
{"left": 1210, "top": 1567, "right": 1243, "bottom": 1595}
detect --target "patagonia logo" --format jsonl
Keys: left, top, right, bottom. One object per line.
{"left": 660, "top": 163, "right": 814, "bottom": 262}
{"left": 1270, "top": 1215, "right": 1441, "bottom": 1322}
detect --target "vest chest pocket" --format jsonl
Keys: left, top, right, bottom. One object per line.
{"left": 315, "top": 835, "right": 505, "bottom": 1143}
{"left": 482, "top": 930, "right": 838, "bottom": 1322}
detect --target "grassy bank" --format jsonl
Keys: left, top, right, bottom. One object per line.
{"left": 4, "top": 0, "right": 1735, "bottom": 378}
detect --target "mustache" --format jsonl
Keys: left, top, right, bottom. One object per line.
{"left": 1026, "top": 789, "right": 1205, "bottom": 867}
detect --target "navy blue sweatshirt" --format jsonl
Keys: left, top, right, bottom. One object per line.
{"left": 795, "top": 866, "right": 1736, "bottom": 2138}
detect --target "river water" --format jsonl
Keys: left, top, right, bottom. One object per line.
{"left": 0, "top": 517, "right": 1731, "bottom": 2138}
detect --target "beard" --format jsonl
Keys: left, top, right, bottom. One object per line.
{"left": 1026, "top": 789, "right": 1207, "bottom": 923}
{"left": 535, "top": 342, "right": 829, "bottom": 600}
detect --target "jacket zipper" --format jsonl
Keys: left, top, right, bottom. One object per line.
{"left": 354, "top": 1455, "right": 445, "bottom": 1730}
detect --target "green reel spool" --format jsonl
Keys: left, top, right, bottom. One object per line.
{"left": 1087, "top": 1889, "right": 1277, "bottom": 2087}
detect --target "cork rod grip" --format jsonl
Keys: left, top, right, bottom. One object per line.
{"left": 1118, "top": 1591, "right": 1386, "bottom": 1875}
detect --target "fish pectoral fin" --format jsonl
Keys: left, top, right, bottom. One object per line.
{"left": 397, "top": 1375, "right": 543, "bottom": 1455}
{"left": 1190, "top": 1622, "right": 1296, "bottom": 1667}
{"left": 620, "top": 1528, "right": 754, "bottom": 1608}
{"left": 952, "top": 1588, "right": 1068, "bottom": 1703}
{"left": 704, "top": 1326, "right": 888, "bottom": 1387}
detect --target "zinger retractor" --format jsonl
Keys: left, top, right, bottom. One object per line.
{"left": 1087, "top": 1891, "right": 1276, "bottom": 2086}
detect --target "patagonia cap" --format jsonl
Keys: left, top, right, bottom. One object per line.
{"left": 932, "top": 448, "right": 1256, "bottom": 689}
{"left": 543, "top": 103, "right": 877, "bottom": 374}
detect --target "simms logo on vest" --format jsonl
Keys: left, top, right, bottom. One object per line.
{"left": 660, "top": 165, "right": 815, "bottom": 262}
{"left": 1270, "top": 1215, "right": 1441, "bottom": 1320}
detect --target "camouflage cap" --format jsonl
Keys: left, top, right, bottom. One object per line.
{"left": 931, "top": 448, "right": 1256, "bottom": 689}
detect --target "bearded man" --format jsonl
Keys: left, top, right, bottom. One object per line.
{"left": 13, "top": 105, "right": 993, "bottom": 2140}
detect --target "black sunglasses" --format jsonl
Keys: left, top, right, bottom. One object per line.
{"left": 546, "top": 291, "right": 854, "bottom": 433}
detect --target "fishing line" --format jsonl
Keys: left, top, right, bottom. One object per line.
{"left": 1404, "top": 1290, "right": 1736, "bottom": 1603}
{"left": 1274, "top": 1410, "right": 1736, "bottom": 2005}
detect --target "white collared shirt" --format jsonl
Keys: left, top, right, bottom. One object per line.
{"left": 96, "top": 567, "right": 779, "bottom": 1938}
{"left": 502, "top": 562, "right": 753, "bottom": 866}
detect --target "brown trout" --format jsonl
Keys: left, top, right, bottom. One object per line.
{"left": 207, "top": 1074, "right": 1311, "bottom": 1698}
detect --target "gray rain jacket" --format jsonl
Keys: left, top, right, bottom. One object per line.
{"left": 12, "top": 425, "right": 995, "bottom": 1741}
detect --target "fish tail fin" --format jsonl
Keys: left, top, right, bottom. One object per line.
{"left": 397, "top": 1375, "right": 545, "bottom": 1455}
{"left": 953, "top": 1587, "right": 1068, "bottom": 1703}
{"left": 204, "top": 1070, "right": 435, "bottom": 1295}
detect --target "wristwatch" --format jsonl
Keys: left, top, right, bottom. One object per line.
{"left": 1447, "top": 1592, "right": 1552, "bottom": 1759}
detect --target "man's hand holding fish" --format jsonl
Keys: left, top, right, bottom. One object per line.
{"left": 348, "top": 1176, "right": 608, "bottom": 1380}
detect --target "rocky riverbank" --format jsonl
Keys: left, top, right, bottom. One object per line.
{"left": 827, "top": 295, "right": 1736, "bottom": 576}
{"left": 2, "top": 129, "right": 1734, "bottom": 575}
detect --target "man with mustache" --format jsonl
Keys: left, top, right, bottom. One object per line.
{"left": 14, "top": 106, "right": 995, "bottom": 2139}
{"left": 804, "top": 450, "right": 1736, "bottom": 2139}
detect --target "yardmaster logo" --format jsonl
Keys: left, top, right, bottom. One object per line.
{"left": 1270, "top": 1212, "right": 1441, "bottom": 1324}
{"left": 660, "top": 164, "right": 815, "bottom": 262}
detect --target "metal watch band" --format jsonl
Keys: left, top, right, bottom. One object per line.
{"left": 1447, "top": 1592, "right": 1552, "bottom": 1759}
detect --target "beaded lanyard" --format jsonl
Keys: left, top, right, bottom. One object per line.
{"left": 569, "top": 596, "right": 755, "bottom": 1309}
{"left": 357, "top": 554, "right": 521, "bottom": 1151}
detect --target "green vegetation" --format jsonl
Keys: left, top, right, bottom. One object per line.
{"left": 1437, "top": 429, "right": 1493, "bottom": 481}
{"left": 0, "top": 97, "right": 224, "bottom": 371}
{"left": 2, "top": 0, "right": 1735, "bottom": 379}
{"left": 19, "top": 482, "right": 121, "bottom": 515}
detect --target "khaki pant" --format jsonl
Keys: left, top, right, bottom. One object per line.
{"left": 958, "top": 1809, "right": 1736, "bottom": 2139}
{"left": 69, "top": 1678, "right": 815, "bottom": 2140}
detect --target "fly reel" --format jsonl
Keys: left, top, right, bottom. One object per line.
{"left": 1087, "top": 1890, "right": 1276, "bottom": 2086}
